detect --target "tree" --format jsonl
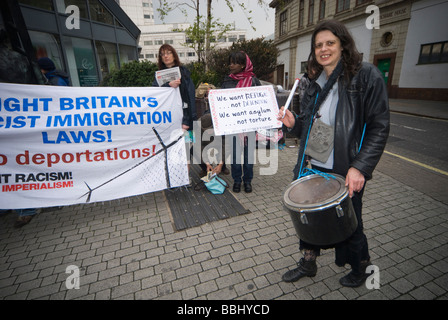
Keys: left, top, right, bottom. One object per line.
{"left": 174, "top": 14, "right": 232, "bottom": 64}
{"left": 208, "top": 37, "right": 279, "bottom": 86}
{"left": 101, "top": 60, "right": 158, "bottom": 87}
{"left": 156, "top": 0, "right": 269, "bottom": 68}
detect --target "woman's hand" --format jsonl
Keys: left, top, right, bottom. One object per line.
{"left": 277, "top": 106, "right": 295, "bottom": 128}
{"left": 206, "top": 163, "right": 213, "bottom": 173}
{"left": 345, "top": 167, "right": 365, "bottom": 198}
{"left": 213, "top": 163, "right": 223, "bottom": 175}
{"left": 169, "top": 79, "right": 181, "bottom": 88}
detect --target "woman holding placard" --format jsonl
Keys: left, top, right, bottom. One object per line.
{"left": 152, "top": 44, "right": 197, "bottom": 132}
{"left": 221, "top": 51, "right": 261, "bottom": 193}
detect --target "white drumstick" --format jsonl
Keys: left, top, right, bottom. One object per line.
{"left": 282, "top": 78, "right": 300, "bottom": 118}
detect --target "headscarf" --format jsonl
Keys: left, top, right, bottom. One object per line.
{"left": 229, "top": 53, "right": 255, "bottom": 88}
{"left": 228, "top": 52, "right": 256, "bottom": 146}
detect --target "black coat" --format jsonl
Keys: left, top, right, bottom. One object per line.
{"left": 290, "top": 62, "right": 390, "bottom": 180}
{"left": 152, "top": 65, "right": 197, "bottom": 128}
{"left": 220, "top": 75, "right": 261, "bottom": 89}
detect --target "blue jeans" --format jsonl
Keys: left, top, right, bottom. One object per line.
{"left": 17, "top": 208, "right": 37, "bottom": 217}
{"left": 231, "top": 136, "right": 254, "bottom": 184}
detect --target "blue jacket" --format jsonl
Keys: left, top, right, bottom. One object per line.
{"left": 45, "top": 70, "right": 70, "bottom": 86}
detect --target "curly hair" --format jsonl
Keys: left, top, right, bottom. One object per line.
{"left": 157, "top": 44, "right": 181, "bottom": 69}
{"left": 307, "top": 20, "right": 362, "bottom": 83}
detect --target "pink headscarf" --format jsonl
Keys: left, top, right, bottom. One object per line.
{"left": 229, "top": 53, "right": 255, "bottom": 88}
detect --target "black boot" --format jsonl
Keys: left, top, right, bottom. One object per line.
{"left": 339, "top": 260, "right": 372, "bottom": 288}
{"left": 282, "top": 258, "right": 317, "bottom": 283}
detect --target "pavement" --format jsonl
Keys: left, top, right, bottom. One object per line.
{"left": 0, "top": 99, "right": 447, "bottom": 302}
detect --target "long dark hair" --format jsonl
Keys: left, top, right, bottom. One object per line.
{"left": 308, "top": 20, "right": 362, "bottom": 82}
{"left": 157, "top": 44, "right": 181, "bottom": 69}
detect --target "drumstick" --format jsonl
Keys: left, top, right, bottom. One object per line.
{"left": 282, "top": 78, "right": 300, "bottom": 118}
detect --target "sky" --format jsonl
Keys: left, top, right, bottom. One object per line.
{"left": 153, "top": 0, "right": 276, "bottom": 39}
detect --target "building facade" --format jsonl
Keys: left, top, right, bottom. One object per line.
{"left": 269, "top": 0, "right": 448, "bottom": 100}
{"left": 117, "top": 0, "right": 247, "bottom": 64}
{"left": 1, "top": 0, "right": 140, "bottom": 86}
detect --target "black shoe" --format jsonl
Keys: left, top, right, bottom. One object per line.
{"left": 14, "top": 215, "right": 34, "bottom": 228}
{"left": 233, "top": 183, "right": 241, "bottom": 193}
{"left": 282, "top": 258, "right": 317, "bottom": 283}
{"left": 339, "top": 260, "right": 372, "bottom": 287}
{"left": 339, "top": 271, "right": 370, "bottom": 288}
{"left": 244, "top": 182, "right": 252, "bottom": 193}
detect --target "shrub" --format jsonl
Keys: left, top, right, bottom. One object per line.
{"left": 101, "top": 60, "right": 158, "bottom": 87}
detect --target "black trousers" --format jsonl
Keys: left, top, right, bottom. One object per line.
{"left": 298, "top": 166, "right": 370, "bottom": 275}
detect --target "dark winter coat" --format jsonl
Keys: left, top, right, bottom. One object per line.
{"left": 152, "top": 65, "right": 197, "bottom": 128}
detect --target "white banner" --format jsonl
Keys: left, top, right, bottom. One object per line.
{"left": 0, "top": 83, "right": 188, "bottom": 209}
{"left": 208, "top": 85, "right": 282, "bottom": 136}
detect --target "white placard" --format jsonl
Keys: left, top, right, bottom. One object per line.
{"left": 208, "top": 85, "right": 282, "bottom": 136}
{"left": 155, "top": 67, "right": 181, "bottom": 86}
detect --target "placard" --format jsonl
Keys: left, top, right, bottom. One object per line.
{"left": 208, "top": 85, "right": 282, "bottom": 136}
{"left": 155, "top": 67, "right": 181, "bottom": 86}
{"left": 0, "top": 83, "right": 188, "bottom": 209}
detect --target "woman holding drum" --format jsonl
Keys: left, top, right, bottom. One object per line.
{"left": 278, "top": 20, "right": 390, "bottom": 287}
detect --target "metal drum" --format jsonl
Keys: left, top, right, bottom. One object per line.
{"left": 283, "top": 174, "right": 358, "bottom": 246}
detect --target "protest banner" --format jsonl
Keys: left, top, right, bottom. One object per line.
{"left": 0, "top": 83, "right": 188, "bottom": 209}
{"left": 207, "top": 85, "right": 282, "bottom": 136}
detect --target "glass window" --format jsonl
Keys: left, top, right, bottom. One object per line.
{"left": 442, "top": 43, "right": 448, "bottom": 62}
{"left": 337, "top": 0, "right": 350, "bottom": 13}
{"left": 299, "top": 0, "right": 304, "bottom": 27}
{"left": 309, "top": 0, "right": 314, "bottom": 24}
{"left": 55, "top": 0, "right": 89, "bottom": 19}
{"left": 29, "top": 30, "right": 64, "bottom": 69}
{"left": 419, "top": 45, "right": 431, "bottom": 64}
{"left": 89, "top": 0, "right": 114, "bottom": 25}
{"left": 280, "top": 10, "right": 287, "bottom": 36}
{"left": 95, "top": 41, "right": 118, "bottom": 80}
{"left": 119, "top": 44, "right": 137, "bottom": 66}
{"left": 430, "top": 43, "right": 442, "bottom": 63}
{"left": 63, "top": 36, "right": 99, "bottom": 86}
{"left": 19, "top": 0, "right": 54, "bottom": 11}
{"left": 418, "top": 42, "right": 448, "bottom": 64}
{"left": 319, "top": 0, "right": 326, "bottom": 20}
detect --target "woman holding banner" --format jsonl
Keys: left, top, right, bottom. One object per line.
{"left": 152, "top": 44, "right": 197, "bottom": 132}
{"left": 278, "top": 20, "right": 389, "bottom": 287}
{"left": 221, "top": 51, "right": 261, "bottom": 193}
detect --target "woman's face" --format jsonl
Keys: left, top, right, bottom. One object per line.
{"left": 161, "top": 50, "right": 175, "bottom": 68}
{"left": 229, "top": 61, "right": 244, "bottom": 74}
{"left": 314, "top": 30, "right": 342, "bottom": 75}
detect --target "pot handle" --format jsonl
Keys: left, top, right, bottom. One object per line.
{"left": 336, "top": 205, "right": 344, "bottom": 218}
{"left": 300, "top": 213, "right": 309, "bottom": 224}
